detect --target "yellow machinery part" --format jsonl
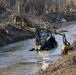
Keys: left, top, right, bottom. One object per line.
{"left": 35, "top": 45, "right": 41, "bottom": 50}
{"left": 46, "top": 36, "right": 51, "bottom": 41}
{"left": 68, "top": 51, "right": 71, "bottom": 54}
{"left": 61, "top": 45, "right": 73, "bottom": 54}
{"left": 62, "top": 45, "right": 66, "bottom": 51}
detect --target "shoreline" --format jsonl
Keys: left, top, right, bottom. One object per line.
{"left": 34, "top": 22, "right": 76, "bottom": 75}
{"left": 0, "top": 21, "right": 76, "bottom": 75}
{"left": 0, "top": 24, "right": 35, "bottom": 47}
{"left": 34, "top": 41, "right": 76, "bottom": 75}
{"left": 0, "top": 21, "right": 76, "bottom": 47}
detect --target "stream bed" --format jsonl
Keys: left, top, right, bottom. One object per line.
{"left": 0, "top": 23, "right": 76, "bottom": 75}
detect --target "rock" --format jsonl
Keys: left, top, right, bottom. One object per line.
{"left": 72, "top": 56, "right": 76, "bottom": 62}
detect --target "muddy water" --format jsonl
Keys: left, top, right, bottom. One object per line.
{"left": 0, "top": 24, "right": 76, "bottom": 75}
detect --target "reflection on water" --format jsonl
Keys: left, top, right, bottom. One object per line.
{"left": 36, "top": 51, "right": 50, "bottom": 70}
{"left": 0, "top": 24, "right": 76, "bottom": 75}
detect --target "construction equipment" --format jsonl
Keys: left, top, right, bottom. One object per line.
{"left": 30, "top": 24, "right": 73, "bottom": 54}
{"left": 53, "top": 27, "right": 76, "bottom": 54}
{"left": 55, "top": 31, "right": 73, "bottom": 54}
{"left": 29, "top": 25, "right": 58, "bottom": 51}
{"left": 35, "top": 25, "right": 58, "bottom": 51}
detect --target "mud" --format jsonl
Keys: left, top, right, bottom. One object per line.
{"left": 34, "top": 22, "right": 76, "bottom": 75}
{"left": 0, "top": 24, "right": 35, "bottom": 46}
{"left": 34, "top": 40, "right": 76, "bottom": 75}
{"left": 72, "top": 41, "right": 76, "bottom": 45}
{"left": 0, "top": 21, "right": 76, "bottom": 75}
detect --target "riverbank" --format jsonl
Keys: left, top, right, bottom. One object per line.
{"left": 0, "top": 24, "right": 35, "bottom": 47}
{"left": 34, "top": 22, "right": 76, "bottom": 75}
{"left": 0, "top": 18, "right": 76, "bottom": 47}
{"left": 34, "top": 41, "right": 76, "bottom": 75}
{"left": 0, "top": 21, "right": 76, "bottom": 75}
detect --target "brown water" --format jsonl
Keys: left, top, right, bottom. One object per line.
{"left": 0, "top": 24, "right": 76, "bottom": 75}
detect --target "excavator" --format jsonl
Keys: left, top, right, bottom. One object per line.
{"left": 35, "top": 25, "right": 58, "bottom": 50}
{"left": 30, "top": 25, "right": 73, "bottom": 54}
{"left": 55, "top": 31, "right": 73, "bottom": 54}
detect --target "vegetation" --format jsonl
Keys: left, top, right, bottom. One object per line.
{"left": 0, "top": 0, "right": 76, "bottom": 15}
{"left": 0, "top": 0, "right": 76, "bottom": 22}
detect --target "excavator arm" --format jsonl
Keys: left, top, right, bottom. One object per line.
{"left": 55, "top": 32, "right": 70, "bottom": 45}
{"left": 56, "top": 33, "right": 73, "bottom": 54}
{"left": 50, "top": 27, "right": 73, "bottom": 54}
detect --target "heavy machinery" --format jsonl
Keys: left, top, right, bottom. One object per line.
{"left": 30, "top": 24, "right": 73, "bottom": 54}
{"left": 50, "top": 27, "right": 73, "bottom": 54}
{"left": 55, "top": 31, "right": 73, "bottom": 54}
{"left": 35, "top": 25, "right": 58, "bottom": 50}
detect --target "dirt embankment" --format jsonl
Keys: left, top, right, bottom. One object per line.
{"left": 0, "top": 24, "right": 35, "bottom": 47}
{"left": 34, "top": 41, "right": 76, "bottom": 75}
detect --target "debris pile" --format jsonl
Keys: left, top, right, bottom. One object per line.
{"left": 0, "top": 14, "right": 35, "bottom": 47}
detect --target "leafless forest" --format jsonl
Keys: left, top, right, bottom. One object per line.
{"left": 0, "top": 0, "right": 76, "bottom": 21}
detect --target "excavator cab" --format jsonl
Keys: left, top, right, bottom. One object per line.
{"left": 35, "top": 25, "right": 58, "bottom": 50}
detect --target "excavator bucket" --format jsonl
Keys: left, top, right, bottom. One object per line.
{"left": 61, "top": 45, "right": 73, "bottom": 54}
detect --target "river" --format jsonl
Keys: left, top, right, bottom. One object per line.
{"left": 0, "top": 23, "right": 76, "bottom": 75}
